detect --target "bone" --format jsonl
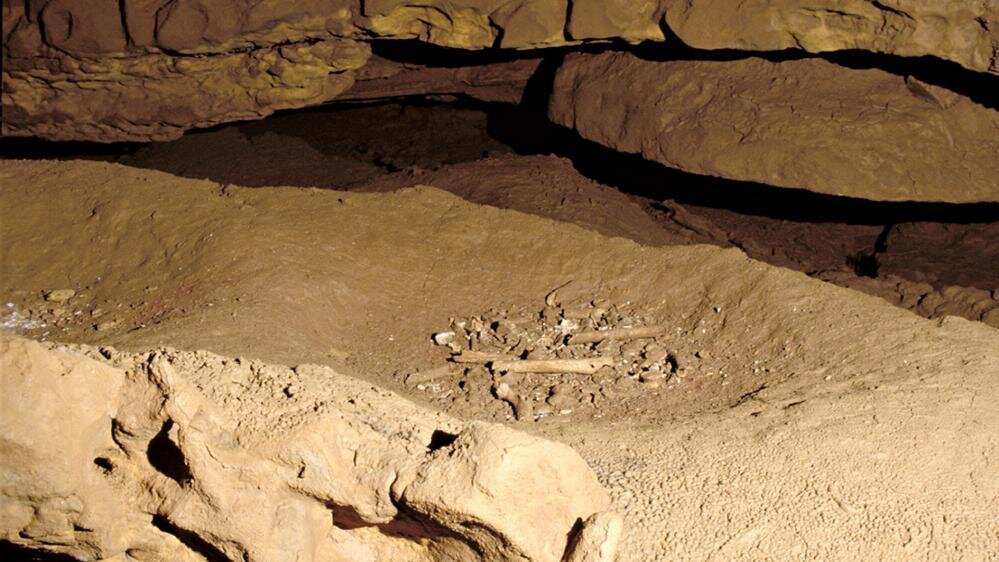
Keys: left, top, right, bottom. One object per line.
{"left": 490, "top": 357, "right": 614, "bottom": 375}
{"left": 494, "top": 381, "right": 533, "bottom": 421}
{"left": 568, "top": 326, "right": 665, "bottom": 345}
{"left": 451, "top": 350, "right": 515, "bottom": 364}
{"left": 405, "top": 365, "right": 452, "bottom": 385}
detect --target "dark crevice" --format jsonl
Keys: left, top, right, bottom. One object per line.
{"left": 150, "top": 515, "right": 231, "bottom": 562}
{"left": 369, "top": 38, "right": 585, "bottom": 67}
{"left": 0, "top": 542, "right": 81, "bottom": 562}
{"left": 561, "top": 517, "right": 588, "bottom": 560}
{"left": 117, "top": 0, "right": 133, "bottom": 47}
{"left": 850, "top": 224, "right": 893, "bottom": 278}
{"left": 628, "top": 41, "right": 999, "bottom": 111}
{"left": 93, "top": 456, "right": 114, "bottom": 472}
{"left": 371, "top": 35, "right": 999, "bottom": 114}
{"left": 146, "top": 420, "right": 192, "bottom": 484}
{"left": 327, "top": 501, "right": 472, "bottom": 547}
{"left": 428, "top": 429, "right": 458, "bottom": 451}
{"left": 483, "top": 97, "right": 999, "bottom": 225}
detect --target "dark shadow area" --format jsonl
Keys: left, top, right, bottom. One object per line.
{"left": 3, "top": 95, "right": 997, "bottom": 228}
{"left": 0, "top": 542, "right": 80, "bottom": 562}
{"left": 326, "top": 499, "right": 479, "bottom": 557}
{"left": 1, "top": 38, "right": 995, "bottom": 226}
{"left": 372, "top": 35, "right": 998, "bottom": 111}
{"left": 0, "top": 136, "right": 139, "bottom": 160}
{"left": 629, "top": 39, "right": 999, "bottom": 111}
{"left": 151, "top": 515, "right": 231, "bottom": 562}
{"left": 0, "top": 42, "right": 996, "bottom": 301}
{"left": 485, "top": 88, "right": 999, "bottom": 226}
{"left": 428, "top": 429, "right": 459, "bottom": 451}
{"left": 147, "top": 420, "right": 193, "bottom": 484}
{"left": 370, "top": 38, "right": 581, "bottom": 67}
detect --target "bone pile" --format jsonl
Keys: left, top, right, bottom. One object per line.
{"left": 430, "top": 298, "right": 679, "bottom": 420}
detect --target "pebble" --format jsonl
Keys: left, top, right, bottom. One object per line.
{"left": 44, "top": 289, "right": 75, "bottom": 303}
{"left": 433, "top": 331, "right": 456, "bottom": 346}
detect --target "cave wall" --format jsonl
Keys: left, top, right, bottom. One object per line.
{"left": 3, "top": 0, "right": 997, "bottom": 142}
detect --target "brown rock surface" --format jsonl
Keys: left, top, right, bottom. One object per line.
{"left": 342, "top": 54, "right": 542, "bottom": 104}
{"left": 4, "top": 0, "right": 997, "bottom": 142}
{"left": 549, "top": 52, "right": 999, "bottom": 203}
{"left": 0, "top": 332, "right": 614, "bottom": 561}
{"left": 2, "top": 34, "right": 370, "bottom": 142}
{"left": 663, "top": 0, "right": 999, "bottom": 75}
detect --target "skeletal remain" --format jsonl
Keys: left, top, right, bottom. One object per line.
{"left": 569, "top": 326, "right": 665, "bottom": 345}
{"left": 405, "top": 365, "right": 452, "bottom": 385}
{"left": 495, "top": 381, "right": 533, "bottom": 421}
{"left": 490, "top": 357, "right": 614, "bottom": 375}
{"left": 451, "top": 350, "right": 515, "bottom": 364}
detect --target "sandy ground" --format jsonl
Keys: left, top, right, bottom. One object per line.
{"left": 9, "top": 102, "right": 994, "bottom": 327}
{"left": 2, "top": 159, "right": 997, "bottom": 559}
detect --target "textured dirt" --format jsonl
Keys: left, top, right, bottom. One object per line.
{"left": 110, "top": 109, "right": 999, "bottom": 327}
{"left": 4, "top": 103, "right": 997, "bottom": 327}
{"left": 1, "top": 158, "right": 997, "bottom": 559}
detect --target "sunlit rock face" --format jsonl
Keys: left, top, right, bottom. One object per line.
{"left": 3, "top": 1, "right": 996, "bottom": 143}
{"left": 549, "top": 51, "right": 999, "bottom": 203}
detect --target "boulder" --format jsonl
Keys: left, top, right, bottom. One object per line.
{"left": 549, "top": 52, "right": 999, "bottom": 203}
{"left": 0, "top": 333, "right": 617, "bottom": 561}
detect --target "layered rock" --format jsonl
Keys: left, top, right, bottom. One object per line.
{"left": 662, "top": 0, "right": 999, "bottom": 75}
{"left": 0, "top": 333, "right": 619, "bottom": 561}
{"left": 3, "top": 0, "right": 997, "bottom": 142}
{"left": 341, "top": 54, "right": 542, "bottom": 104}
{"left": 549, "top": 52, "right": 999, "bottom": 203}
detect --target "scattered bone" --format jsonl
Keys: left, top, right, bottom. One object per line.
{"left": 491, "top": 357, "right": 615, "bottom": 375}
{"left": 432, "top": 298, "right": 683, "bottom": 421}
{"left": 569, "top": 326, "right": 666, "bottom": 345}
{"left": 451, "top": 350, "right": 515, "bottom": 364}
{"left": 495, "top": 381, "right": 533, "bottom": 421}
{"left": 405, "top": 365, "right": 452, "bottom": 385}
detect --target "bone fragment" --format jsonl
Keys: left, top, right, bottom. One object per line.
{"left": 568, "top": 326, "right": 665, "bottom": 345}
{"left": 490, "top": 357, "right": 614, "bottom": 375}
{"left": 451, "top": 350, "right": 515, "bottom": 364}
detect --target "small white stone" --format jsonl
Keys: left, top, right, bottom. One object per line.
{"left": 44, "top": 289, "right": 76, "bottom": 303}
{"left": 433, "top": 331, "right": 456, "bottom": 346}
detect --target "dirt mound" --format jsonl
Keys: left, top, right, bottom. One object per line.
{"left": 0, "top": 333, "right": 618, "bottom": 561}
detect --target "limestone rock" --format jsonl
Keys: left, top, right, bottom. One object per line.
{"left": 564, "top": 512, "right": 624, "bottom": 562}
{"left": 395, "top": 422, "right": 611, "bottom": 561}
{"left": 662, "top": 0, "right": 999, "bottom": 76}
{"left": 2, "top": 34, "right": 370, "bottom": 142}
{"left": 342, "top": 54, "right": 542, "bottom": 104}
{"left": 0, "top": 333, "right": 618, "bottom": 561}
{"left": 549, "top": 52, "right": 999, "bottom": 203}
{"left": 3, "top": 0, "right": 996, "bottom": 142}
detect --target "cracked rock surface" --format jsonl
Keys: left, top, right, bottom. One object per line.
{"left": 549, "top": 51, "right": 999, "bottom": 203}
